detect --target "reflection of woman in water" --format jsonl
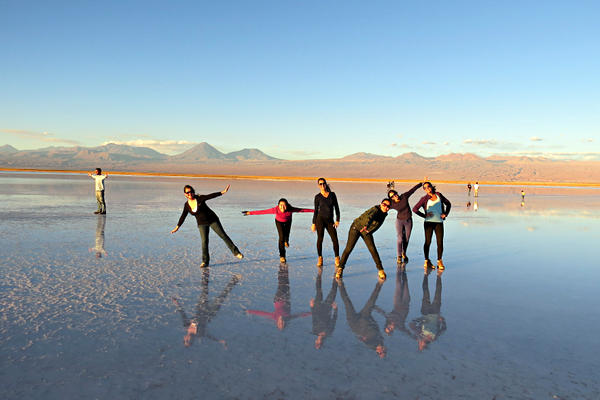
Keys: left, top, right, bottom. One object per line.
{"left": 311, "top": 178, "right": 341, "bottom": 268}
{"left": 171, "top": 184, "right": 243, "bottom": 268}
{"left": 375, "top": 269, "right": 411, "bottom": 337}
{"left": 242, "top": 198, "right": 313, "bottom": 263}
{"left": 409, "top": 269, "right": 446, "bottom": 351}
{"left": 339, "top": 280, "right": 387, "bottom": 358}
{"left": 247, "top": 264, "right": 310, "bottom": 330}
{"left": 172, "top": 269, "right": 241, "bottom": 347}
{"left": 413, "top": 182, "right": 451, "bottom": 270}
{"left": 310, "top": 270, "right": 338, "bottom": 349}
{"left": 89, "top": 214, "right": 107, "bottom": 258}
{"left": 387, "top": 182, "right": 423, "bottom": 264}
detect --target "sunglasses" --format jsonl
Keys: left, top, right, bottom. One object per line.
{"left": 318, "top": 182, "right": 326, "bottom": 186}
{"left": 185, "top": 191, "right": 194, "bottom": 195}
{"left": 381, "top": 203, "right": 391, "bottom": 208}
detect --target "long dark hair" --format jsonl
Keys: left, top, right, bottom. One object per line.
{"left": 423, "top": 182, "right": 437, "bottom": 194}
{"left": 183, "top": 185, "right": 195, "bottom": 194}
{"left": 317, "top": 177, "right": 331, "bottom": 193}
{"left": 278, "top": 198, "right": 291, "bottom": 208}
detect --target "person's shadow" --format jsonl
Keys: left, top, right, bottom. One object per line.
{"left": 172, "top": 268, "right": 241, "bottom": 347}
{"left": 89, "top": 214, "right": 107, "bottom": 258}
{"left": 310, "top": 270, "right": 338, "bottom": 349}
{"left": 375, "top": 268, "right": 411, "bottom": 338}
{"left": 408, "top": 270, "right": 446, "bottom": 351}
{"left": 338, "top": 278, "right": 387, "bottom": 358}
{"left": 247, "top": 264, "right": 310, "bottom": 331}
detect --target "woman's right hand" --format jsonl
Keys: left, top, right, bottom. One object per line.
{"left": 241, "top": 211, "right": 249, "bottom": 216}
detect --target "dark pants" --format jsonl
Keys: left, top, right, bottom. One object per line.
{"left": 423, "top": 221, "right": 444, "bottom": 260}
{"left": 275, "top": 220, "right": 291, "bottom": 257}
{"left": 339, "top": 223, "right": 383, "bottom": 271}
{"left": 315, "top": 216, "right": 339, "bottom": 257}
{"left": 198, "top": 219, "right": 239, "bottom": 264}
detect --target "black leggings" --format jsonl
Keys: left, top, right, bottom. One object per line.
{"left": 315, "top": 216, "right": 339, "bottom": 257}
{"left": 423, "top": 222, "right": 444, "bottom": 260}
{"left": 275, "top": 220, "right": 292, "bottom": 257}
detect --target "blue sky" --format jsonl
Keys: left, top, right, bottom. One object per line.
{"left": 1, "top": 1, "right": 598, "bottom": 160}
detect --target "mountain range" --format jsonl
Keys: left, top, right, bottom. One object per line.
{"left": 1, "top": 142, "right": 599, "bottom": 184}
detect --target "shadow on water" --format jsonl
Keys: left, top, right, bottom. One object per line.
{"left": 172, "top": 268, "right": 241, "bottom": 348}
{"left": 408, "top": 269, "right": 446, "bottom": 351}
{"left": 376, "top": 267, "right": 411, "bottom": 338}
{"left": 89, "top": 214, "right": 107, "bottom": 258}
{"left": 338, "top": 277, "right": 387, "bottom": 358}
{"left": 310, "top": 271, "right": 338, "bottom": 349}
{"left": 247, "top": 264, "right": 310, "bottom": 331}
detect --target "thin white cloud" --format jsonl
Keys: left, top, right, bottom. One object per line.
{"left": 1, "top": 129, "right": 80, "bottom": 145}
{"left": 463, "top": 139, "right": 499, "bottom": 146}
{"left": 584, "top": 138, "right": 595, "bottom": 143}
{"left": 530, "top": 136, "right": 543, "bottom": 142}
{"left": 104, "top": 139, "right": 196, "bottom": 155}
{"left": 422, "top": 141, "right": 436, "bottom": 145}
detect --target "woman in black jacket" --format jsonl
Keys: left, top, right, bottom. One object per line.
{"left": 171, "top": 184, "right": 243, "bottom": 267}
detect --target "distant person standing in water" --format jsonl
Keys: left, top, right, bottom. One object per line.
{"left": 88, "top": 168, "right": 108, "bottom": 214}
{"left": 242, "top": 198, "right": 313, "bottom": 263}
{"left": 387, "top": 182, "right": 423, "bottom": 264}
{"left": 467, "top": 182, "right": 472, "bottom": 196}
{"left": 521, "top": 189, "right": 525, "bottom": 201}
{"left": 335, "top": 198, "right": 392, "bottom": 281}
{"left": 171, "top": 184, "right": 243, "bottom": 268}
{"left": 474, "top": 182, "right": 479, "bottom": 197}
{"left": 311, "top": 178, "right": 341, "bottom": 268}
{"left": 413, "top": 182, "right": 451, "bottom": 270}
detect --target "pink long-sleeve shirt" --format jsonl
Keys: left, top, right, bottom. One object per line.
{"left": 246, "top": 206, "right": 313, "bottom": 223}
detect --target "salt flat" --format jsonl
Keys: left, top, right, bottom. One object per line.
{"left": 1, "top": 172, "right": 599, "bottom": 399}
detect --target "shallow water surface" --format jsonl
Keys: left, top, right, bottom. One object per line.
{"left": 1, "top": 173, "right": 599, "bottom": 399}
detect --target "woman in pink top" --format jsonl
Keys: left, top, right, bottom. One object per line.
{"left": 242, "top": 198, "right": 313, "bottom": 263}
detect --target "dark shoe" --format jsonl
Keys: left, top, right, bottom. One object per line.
{"left": 100, "top": 211, "right": 106, "bottom": 214}
{"left": 94, "top": 211, "right": 101, "bottom": 214}
{"left": 402, "top": 253, "right": 409, "bottom": 263}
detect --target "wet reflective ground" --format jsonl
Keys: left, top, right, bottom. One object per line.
{"left": 1, "top": 172, "right": 599, "bottom": 399}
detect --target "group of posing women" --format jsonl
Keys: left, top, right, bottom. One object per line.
{"left": 170, "top": 177, "right": 451, "bottom": 280}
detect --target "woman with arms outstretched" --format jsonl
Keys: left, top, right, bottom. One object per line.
{"left": 171, "top": 184, "right": 243, "bottom": 268}
{"left": 242, "top": 198, "right": 313, "bottom": 263}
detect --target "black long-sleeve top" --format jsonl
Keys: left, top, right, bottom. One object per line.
{"left": 312, "top": 192, "right": 340, "bottom": 224}
{"left": 389, "top": 183, "right": 422, "bottom": 220}
{"left": 177, "top": 192, "right": 222, "bottom": 226}
{"left": 352, "top": 205, "right": 388, "bottom": 234}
